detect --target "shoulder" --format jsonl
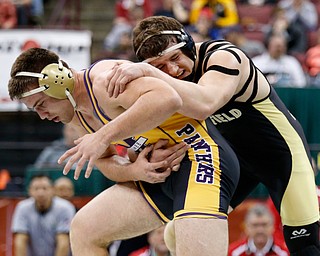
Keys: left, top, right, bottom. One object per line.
{"left": 272, "top": 239, "right": 290, "bottom": 255}
{"left": 228, "top": 238, "right": 248, "bottom": 254}
{"left": 200, "top": 40, "right": 248, "bottom": 65}
{"left": 53, "top": 197, "right": 75, "bottom": 211}
{"left": 282, "top": 55, "right": 302, "bottom": 65}
{"left": 15, "top": 198, "right": 34, "bottom": 209}
{"left": 272, "top": 245, "right": 289, "bottom": 255}
{"left": 91, "top": 59, "right": 131, "bottom": 73}
{"left": 13, "top": 198, "right": 35, "bottom": 217}
{"left": 252, "top": 53, "right": 268, "bottom": 63}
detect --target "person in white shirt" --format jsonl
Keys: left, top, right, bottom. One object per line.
{"left": 252, "top": 34, "right": 307, "bottom": 87}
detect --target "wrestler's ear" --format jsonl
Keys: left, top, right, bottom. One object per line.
{"left": 16, "top": 60, "right": 74, "bottom": 100}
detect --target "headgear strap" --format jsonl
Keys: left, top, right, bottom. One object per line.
{"left": 15, "top": 60, "right": 77, "bottom": 109}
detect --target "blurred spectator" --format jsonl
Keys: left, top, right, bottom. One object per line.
{"left": 188, "top": 29, "right": 210, "bottom": 43}
{"left": 129, "top": 225, "right": 171, "bottom": 256}
{"left": 13, "top": 0, "right": 31, "bottom": 26}
{"left": 277, "top": 0, "right": 318, "bottom": 32}
{"left": 108, "top": 234, "right": 149, "bottom": 256}
{"left": 54, "top": 176, "right": 75, "bottom": 201}
{"left": 238, "top": 0, "right": 277, "bottom": 5}
{"left": 13, "top": 0, "right": 43, "bottom": 27}
{"left": 11, "top": 174, "right": 76, "bottom": 256}
{"left": 0, "top": 0, "right": 17, "bottom": 29}
{"left": 0, "top": 169, "right": 11, "bottom": 190}
{"left": 265, "top": 7, "right": 308, "bottom": 55}
{"left": 104, "top": 0, "right": 148, "bottom": 52}
{"left": 305, "top": 27, "right": 320, "bottom": 87}
{"left": 54, "top": 176, "right": 78, "bottom": 215}
{"left": 153, "top": 0, "right": 189, "bottom": 25}
{"left": 34, "top": 124, "right": 78, "bottom": 169}
{"left": 265, "top": 197, "right": 287, "bottom": 249}
{"left": 187, "top": 6, "right": 218, "bottom": 40}
{"left": 103, "top": 21, "right": 133, "bottom": 52}
{"left": 29, "top": 0, "right": 44, "bottom": 26}
{"left": 221, "top": 25, "right": 266, "bottom": 58}
{"left": 115, "top": 0, "right": 152, "bottom": 23}
{"left": 189, "top": 0, "right": 239, "bottom": 39}
{"left": 252, "top": 34, "right": 307, "bottom": 87}
{"left": 228, "top": 203, "right": 289, "bottom": 256}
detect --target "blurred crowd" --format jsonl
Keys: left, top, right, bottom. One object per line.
{"left": 98, "top": 0, "right": 320, "bottom": 88}
{"left": 1, "top": 0, "right": 320, "bottom": 87}
{"left": 0, "top": 0, "right": 46, "bottom": 28}
{"left": 1, "top": 0, "right": 320, "bottom": 255}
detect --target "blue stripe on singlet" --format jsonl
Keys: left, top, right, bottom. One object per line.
{"left": 75, "top": 111, "right": 95, "bottom": 133}
{"left": 83, "top": 67, "right": 111, "bottom": 123}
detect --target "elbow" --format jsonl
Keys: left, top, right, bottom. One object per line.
{"left": 170, "top": 94, "right": 183, "bottom": 112}
{"left": 193, "top": 105, "right": 214, "bottom": 120}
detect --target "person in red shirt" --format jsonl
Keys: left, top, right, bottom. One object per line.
{"left": 129, "top": 225, "right": 170, "bottom": 256}
{"left": 0, "top": 0, "right": 17, "bottom": 29}
{"left": 228, "top": 203, "right": 289, "bottom": 256}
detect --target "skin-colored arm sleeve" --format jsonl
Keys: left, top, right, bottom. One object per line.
{"left": 13, "top": 233, "right": 29, "bottom": 256}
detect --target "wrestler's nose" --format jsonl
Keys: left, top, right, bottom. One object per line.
{"left": 37, "top": 109, "right": 49, "bottom": 120}
{"left": 167, "top": 62, "right": 179, "bottom": 77}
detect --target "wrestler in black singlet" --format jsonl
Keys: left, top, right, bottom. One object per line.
{"left": 192, "top": 40, "right": 319, "bottom": 254}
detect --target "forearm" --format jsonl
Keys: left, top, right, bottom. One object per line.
{"left": 143, "top": 65, "right": 219, "bottom": 119}
{"left": 55, "top": 234, "right": 70, "bottom": 256}
{"left": 14, "top": 247, "right": 27, "bottom": 256}
{"left": 172, "top": 0, "right": 189, "bottom": 23}
{"left": 14, "top": 246, "right": 27, "bottom": 256}
{"left": 14, "top": 235, "right": 28, "bottom": 256}
{"left": 54, "top": 245, "right": 70, "bottom": 256}
{"left": 95, "top": 155, "right": 136, "bottom": 182}
{"left": 95, "top": 145, "right": 173, "bottom": 184}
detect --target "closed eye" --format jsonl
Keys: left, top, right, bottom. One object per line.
{"left": 157, "top": 65, "right": 165, "bottom": 70}
{"left": 171, "top": 55, "right": 179, "bottom": 61}
{"left": 34, "top": 101, "right": 45, "bottom": 111}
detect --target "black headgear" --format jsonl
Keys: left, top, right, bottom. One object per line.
{"left": 136, "top": 29, "right": 196, "bottom": 62}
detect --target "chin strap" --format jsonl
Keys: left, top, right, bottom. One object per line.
{"left": 65, "top": 89, "right": 77, "bottom": 110}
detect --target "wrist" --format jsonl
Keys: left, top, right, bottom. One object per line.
{"left": 98, "top": 125, "right": 113, "bottom": 148}
{"left": 143, "top": 63, "right": 156, "bottom": 77}
{"left": 128, "top": 162, "right": 139, "bottom": 181}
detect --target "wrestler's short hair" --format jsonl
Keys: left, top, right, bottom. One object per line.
{"left": 133, "top": 16, "right": 196, "bottom": 62}
{"left": 8, "top": 48, "right": 70, "bottom": 100}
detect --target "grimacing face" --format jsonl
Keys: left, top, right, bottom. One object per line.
{"left": 148, "top": 47, "right": 194, "bottom": 80}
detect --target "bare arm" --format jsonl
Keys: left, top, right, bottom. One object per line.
{"left": 13, "top": 233, "right": 28, "bottom": 256}
{"left": 59, "top": 71, "right": 183, "bottom": 177}
{"left": 55, "top": 233, "right": 70, "bottom": 256}
{"left": 106, "top": 51, "right": 243, "bottom": 120}
{"left": 98, "top": 76, "right": 183, "bottom": 141}
{"left": 96, "top": 145, "right": 172, "bottom": 183}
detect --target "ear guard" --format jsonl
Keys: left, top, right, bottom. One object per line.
{"left": 136, "top": 29, "right": 196, "bottom": 62}
{"left": 15, "top": 60, "right": 75, "bottom": 100}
